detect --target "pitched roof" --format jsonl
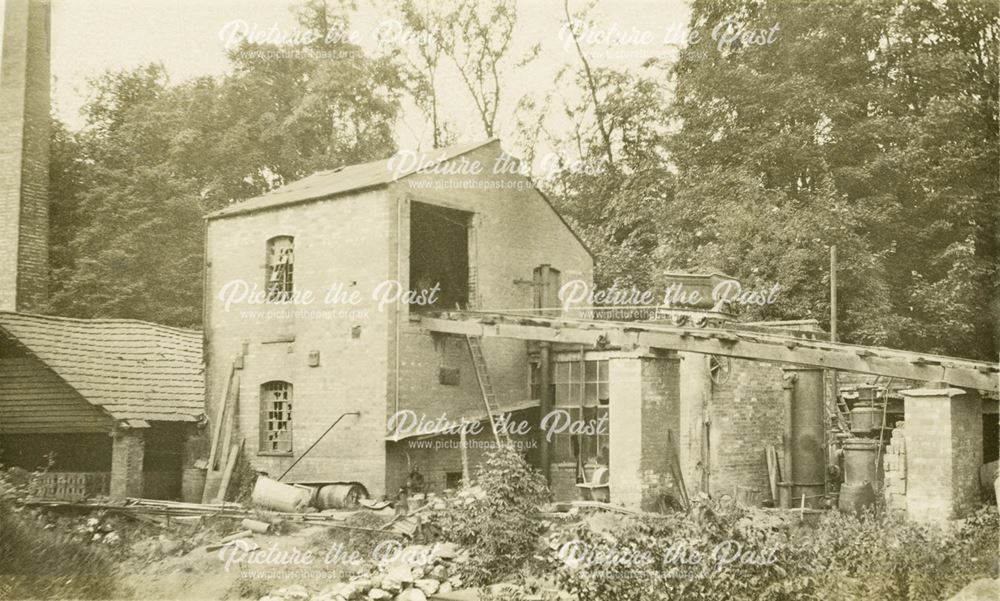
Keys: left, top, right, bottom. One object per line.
{"left": 0, "top": 312, "right": 205, "bottom": 424}
{"left": 206, "top": 139, "right": 498, "bottom": 219}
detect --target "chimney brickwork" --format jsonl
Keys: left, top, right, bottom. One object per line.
{"left": 0, "top": 0, "right": 50, "bottom": 312}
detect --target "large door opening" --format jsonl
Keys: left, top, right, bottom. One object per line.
{"left": 409, "top": 202, "right": 471, "bottom": 311}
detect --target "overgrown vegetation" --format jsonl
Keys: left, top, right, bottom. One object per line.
{"left": 425, "top": 446, "right": 551, "bottom": 586}
{"left": 413, "top": 450, "right": 996, "bottom": 599}
{"left": 0, "top": 468, "right": 123, "bottom": 600}
{"left": 540, "top": 497, "right": 998, "bottom": 601}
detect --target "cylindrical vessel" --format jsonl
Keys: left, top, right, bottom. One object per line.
{"left": 315, "top": 483, "right": 368, "bottom": 510}
{"left": 850, "top": 406, "right": 882, "bottom": 435}
{"left": 784, "top": 367, "right": 826, "bottom": 508}
{"left": 790, "top": 482, "right": 826, "bottom": 509}
{"left": 251, "top": 476, "right": 311, "bottom": 512}
{"left": 842, "top": 438, "right": 883, "bottom": 486}
{"left": 838, "top": 481, "right": 876, "bottom": 515}
{"left": 181, "top": 467, "right": 207, "bottom": 503}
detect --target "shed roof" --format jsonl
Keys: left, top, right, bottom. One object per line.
{"left": 0, "top": 312, "right": 205, "bottom": 424}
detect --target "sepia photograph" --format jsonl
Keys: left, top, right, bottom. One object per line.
{"left": 0, "top": 0, "right": 997, "bottom": 599}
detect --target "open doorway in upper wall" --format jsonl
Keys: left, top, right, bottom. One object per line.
{"left": 409, "top": 201, "right": 472, "bottom": 312}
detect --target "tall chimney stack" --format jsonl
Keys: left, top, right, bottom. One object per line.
{"left": 0, "top": 0, "right": 50, "bottom": 312}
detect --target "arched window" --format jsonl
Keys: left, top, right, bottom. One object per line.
{"left": 260, "top": 381, "right": 292, "bottom": 454}
{"left": 265, "top": 236, "right": 294, "bottom": 302}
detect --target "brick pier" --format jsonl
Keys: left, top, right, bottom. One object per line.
{"left": 903, "top": 383, "right": 982, "bottom": 522}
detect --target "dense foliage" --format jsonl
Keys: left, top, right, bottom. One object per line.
{"left": 534, "top": 0, "right": 998, "bottom": 360}
{"left": 666, "top": 0, "right": 999, "bottom": 359}
{"left": 425, "top": 446, "right": 551, "bottom": 586}
{"left": 541, "top": 497, "right": 998, "bottom": 601}
{"left": 45, "top": 0, "right": 998, "bottom": 361}
{"left": 47, "top": 2, "right": 402, "bottom": 327}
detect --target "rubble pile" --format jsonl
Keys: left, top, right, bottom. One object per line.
{"left": 259, "top": 542, "right": 481, "bottom": 601}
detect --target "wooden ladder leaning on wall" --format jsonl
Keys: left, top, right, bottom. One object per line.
{"left": 462, "top": 224, "right": 508, "bottom": 447}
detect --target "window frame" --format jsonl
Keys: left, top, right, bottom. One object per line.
{"left": 551, "top": 359, "right": 610, "bottom": 466}
{"left": 259, "top": 380, "right": 293, "bottom": 456}
{"left": 265, "top": 235, "right": 295, "bottom": 303}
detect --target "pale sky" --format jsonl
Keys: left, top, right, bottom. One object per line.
{"left": 3, "top": 0, "right": 692, "bottom": 152}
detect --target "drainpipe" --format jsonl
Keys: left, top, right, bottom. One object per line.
{"left": 781, "top": 372, "right": 797, "bottom": 508}
{"left": 394, "top": 195, "right": 403, "bottom": 419}
{"left": 539, "top": 342, "right": 553, "bottom": 483}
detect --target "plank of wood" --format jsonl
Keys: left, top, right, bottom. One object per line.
{"left": 765, "top": 445, "right": 779, "bottom": 502}
{"left": 207, "top": 363, "right": 236, "bottom": 472}
{"left": 204, "top": 365, "right": 239, "bottom": 503}
{"left": 218, "top": 376, "right": 240, "bottom": 471}
{"left": 570, "top": 500, "right": 646, "bottom": 516}
{"left": 420, "top": 314, "right": 998, "bottom": 392}
{"left": 214, "top": 440, "right": 243, "bottom": 504}
{"left": 666, "top": 430, "right": 689, "bottom": 511}
{"left": 202, "top": 471, "right": 223, "bottom": 504}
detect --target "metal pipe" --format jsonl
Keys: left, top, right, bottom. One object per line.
{"left": 781, "top": 372, "right": 796, "bottom": 508}
{"left": 830, "top": 245, "right": 838, "bottom": 343}
{"left": 539, "top": 342, "right": 553, "bottom": 483}
{"left": 278, "top": 412, "right": 360, "bottom": 481}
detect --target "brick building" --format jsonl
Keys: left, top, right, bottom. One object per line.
{"left": 1, "top": 0, "right": 992, "bottom": 521}
{"left": 202, "top": 141, "right": 825, "bottom": 508}
{"left": 0, "top": 0, "right": 49, "bottom": 313}
{"left": 203, "top": 140, "right": 593, "bottom": 497}
{"left": 0, "top": 312, "right": 205, "bottom": 499}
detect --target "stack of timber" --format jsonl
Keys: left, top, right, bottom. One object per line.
{"left": 203, "top": 361, "right": 244, "bottom": 503}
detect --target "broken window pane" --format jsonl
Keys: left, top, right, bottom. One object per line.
{"left": 265, "top": 236, "right": 294, "bottom": 302}
{"left": 260, "top": 380, "right": 293, "bottom": 453}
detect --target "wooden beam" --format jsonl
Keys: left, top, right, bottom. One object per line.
{"left": 419, "top": 313, "right": 999, "bottom": 393}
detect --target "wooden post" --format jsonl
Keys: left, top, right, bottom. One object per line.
{"left": 460, "top": 428, "right": 470, "bottom": 484}
{"left": 830, "top": 245, "right": 837, "bottom": 343}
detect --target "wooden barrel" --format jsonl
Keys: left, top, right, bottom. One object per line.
{"left": 838, "top": 481, "right": 875, "bottom": 515}
{"left": 315, "top": 483, "right": 368, "bottom": 510}
{"left": 181, "top": 468, "right": 207, "bottom": 503}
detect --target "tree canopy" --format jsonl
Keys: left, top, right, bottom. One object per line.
{"left": 46, "top": 0, "right": 998, "bottom": 360}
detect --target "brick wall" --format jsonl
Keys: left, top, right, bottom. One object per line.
{"left": 883, "top": 421, "right": 906, "bottom": 514}
{"left": 904, "top": 386, "right": 983, "bottom": 522}
{"left": 385, "top": 407, "right": 541, "bottom": 494}
{"left": 706, "top": 358, "right": 785, "bottom": 502}
{"left": 110, "top": 428, "right": 145, "bottom": 500}
{"left": 0, "top": 0, "right": 50, "bottom": 312}
{"left": 388, "top": 142, "right": 592, "bottom": 489}
{"left": 205, "top": 189, "right": 392, "bottom": 495}
{"left": 641, "top": 355, "right": 681, "bottom": 508}
{"left": 205, "top": 143, "right": 593, "bottom": 498}
{"left": 950, "top": 391, "right": 983, "bottom": 517}
{"left": 609, "top": 355, "right": 680, "bottom": 510}
{"left": 392, "top": 141, "right": 593, "bottom": 423}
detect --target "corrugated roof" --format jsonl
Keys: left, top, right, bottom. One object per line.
{"left": 206, "top": 139, "right": 498, "bottom": 219}
{"left": 0, "top": 312, "right": 205, "bottom": 423}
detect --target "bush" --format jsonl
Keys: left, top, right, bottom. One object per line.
{"left": 801, "top": 505, "right": 999, "bottom": 601}
{"left": 542, "top": 498, "right": 999, "bottom": 601}
{"left": 543, "top": 495, "right": 796, "bottom": 601}
{"left": 425, "top": 445, "right": 550, "bottom": 586}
